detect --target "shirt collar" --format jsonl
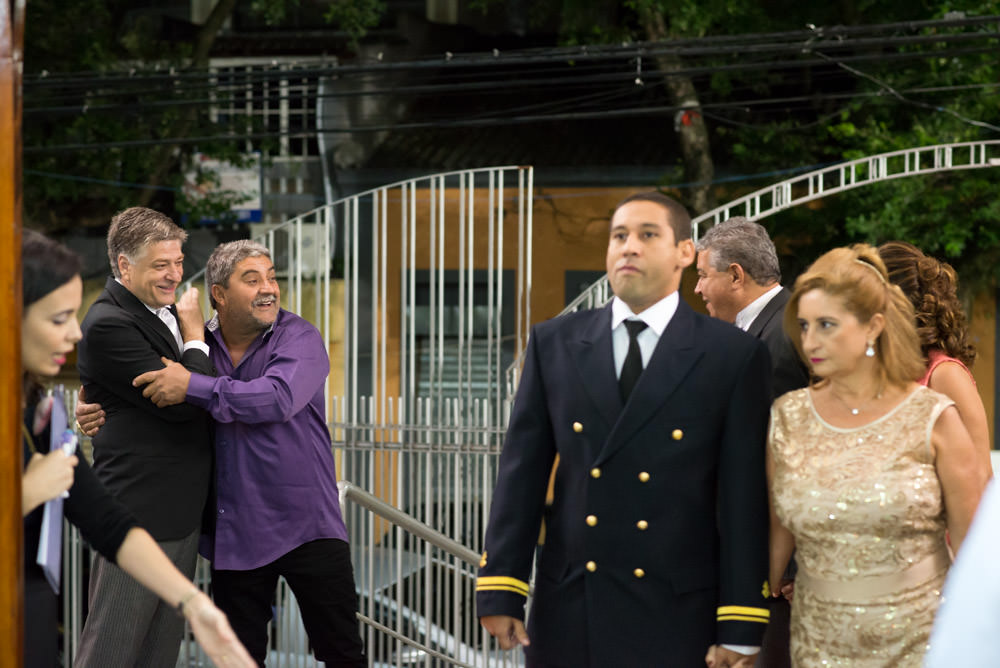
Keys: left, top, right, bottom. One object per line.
{"left": 611, "top": 291, "right": 679, "bottom": 336}
{"left": 207, "top": 311, "right": 279, "bottom": 338}
{"left": 115, "top": 277, "right": 167, "bottom": 315}
{"left": 734, "top": 284, "right": 782, "bottom": 331}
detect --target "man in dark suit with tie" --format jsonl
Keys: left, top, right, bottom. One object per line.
{"left": 74, "top": 207, "right": 214, "bottom": 667}
{"left": 694, "top": 216, "right": 809, "bottom": 668}
{"left": 477, "top": 192, "right": 773, "bottom": 667}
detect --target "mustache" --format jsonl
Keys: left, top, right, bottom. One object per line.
{"left": 252, "top": 296, "right": 276, "bottom": 307}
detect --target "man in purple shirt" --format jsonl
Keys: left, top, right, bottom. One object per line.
{"left": 117, "top": 240, "right": 364, "bottom": 666}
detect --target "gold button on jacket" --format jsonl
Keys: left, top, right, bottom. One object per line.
{"left": 633, "top": 568, "right": 645, "bottom": 578}
{"left": 638, "top": 471, "right": 650, "bottom": 483}
{"left": 672, "top": 429, "right": 683, "bottom": 440}
{"left": 586, "top": 515, "right": 598, "bottom": 526}
{"left": 586, "top": 561, "right": 597, "bottom": 572}
{"left": 573, "top": 421, "right": 583, "bottom": 433}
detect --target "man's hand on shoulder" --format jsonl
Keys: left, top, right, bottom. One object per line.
{"left": 176, "top": 287, "right": 205, "bottom": 343}
{"left": 480, "top": 615, "right": 530, "bottom": 650}
{"left": 133, "top": 357, "right": 192, "bottom": 407}
{"left": 75, "top": 387, "right": 105, "bottom": 437}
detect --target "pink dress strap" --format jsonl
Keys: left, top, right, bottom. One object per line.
{"left": 920, "top": 348, "right": 975, "bottom": 387}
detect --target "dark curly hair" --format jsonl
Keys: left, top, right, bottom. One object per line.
{"left": 877, "top": 241, "right": 976, "bottom": 367}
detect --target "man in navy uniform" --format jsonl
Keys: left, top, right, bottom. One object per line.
{"left": 476, "top": 192, "right": 772, "bottom": 667}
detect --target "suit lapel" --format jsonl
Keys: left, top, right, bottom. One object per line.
{"left": 105, "top": 278, "right": 182, "bottom": 359}
{"left": 595, "top": 299, "right": 703, "bottom": 465}
{"left": 746, "top": 287, "right": 789, "bottom": 339}
{"left": 567, "top": 305, "right": 622, "bottom": 431}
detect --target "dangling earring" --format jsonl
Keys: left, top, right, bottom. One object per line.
{"left": 865, "top": 341, "right": 876, "bottom": 358}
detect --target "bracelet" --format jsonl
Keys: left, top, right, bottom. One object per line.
{"left": 176, "top": 589, "right": 200, "bottom": 617}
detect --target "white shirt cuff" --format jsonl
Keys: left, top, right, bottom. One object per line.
{"left": 721, "top": 644, "right": 760, "bottom": 655}
{"left": 183, "top": 340, "right": 210, "bottom": 356}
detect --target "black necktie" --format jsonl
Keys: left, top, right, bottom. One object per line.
{"left": 619, "top": 320, "right": 648, "bottom": 402}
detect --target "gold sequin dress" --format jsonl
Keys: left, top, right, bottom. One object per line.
{"left": 770, "top": 386, "right": 953, "bottom": 667}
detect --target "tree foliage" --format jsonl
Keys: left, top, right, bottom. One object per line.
{"left": 21, "top": 0, "right": 380, "bottom": 233}
{"left": 493, "top": 0, "right": 1000, "bottom": 292}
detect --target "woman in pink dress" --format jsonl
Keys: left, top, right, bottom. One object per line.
{"left": 878, "top": 241, "right": 992, "bottom": 473}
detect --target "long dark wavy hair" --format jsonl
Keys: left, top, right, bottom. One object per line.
{"left": 878, "top": 240, "right": 976, "bottom": 367}
{"left": 22, "top": 229, "right": 83, "bottom": 404}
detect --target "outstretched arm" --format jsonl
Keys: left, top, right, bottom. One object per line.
{"left": 115, "top": 528, "right": 255, "bottom": 667}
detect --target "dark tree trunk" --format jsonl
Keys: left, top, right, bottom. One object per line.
{"left": 642, "top": 11, "right": 716, "bottom": 215}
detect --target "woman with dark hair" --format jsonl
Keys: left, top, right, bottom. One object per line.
{"left": 878, "top": 240, "right": 991, "bottom": 471}
{"left": 19, "top": 229, "right": 253, "bottom": 668}
{"left": 767, "top": 243, "right": 988, "bottom": 667}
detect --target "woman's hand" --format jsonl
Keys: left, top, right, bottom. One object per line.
{"left": 22, "top": 450, "right": 78, "bottom": 516}
{"left": 181, "top": 590, "right": 256, "bottom": 667}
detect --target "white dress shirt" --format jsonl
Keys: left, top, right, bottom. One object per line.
{"left": 733, "top": 284, "right": 783, "bottom": 332}
{"left": 610, "top": 292, "right": 679, "bottom": 377}
{"left": 115, "top": 278, "right": 209, "bottom": 356}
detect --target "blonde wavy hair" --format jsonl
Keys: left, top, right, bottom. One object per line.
{"left": 784, "top": 243, "right": 925, "bottom": 388}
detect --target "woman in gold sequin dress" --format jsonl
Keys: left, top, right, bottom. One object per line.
{"left": 767, "top": 244, "right": 988, "bottom": 667}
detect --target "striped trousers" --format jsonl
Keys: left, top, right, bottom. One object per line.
{"left": 74, "top": 529, "right": 199, "bottom": 668}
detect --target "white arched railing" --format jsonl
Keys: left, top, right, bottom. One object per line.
{"left": 562, "top": 140, "right": 1000, "bottom": 315}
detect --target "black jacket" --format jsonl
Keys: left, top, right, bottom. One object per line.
{"left": 77, "top": 277, "right": 213, "bottom": 540}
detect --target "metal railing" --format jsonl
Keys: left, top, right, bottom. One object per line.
{"left": 339, "top": 481, "right": 524, "bottom": 668}
{"left": 58, "top": 166, "right": 536, "bottom": 667}
{"left": 564, "top": 140, "right": 1000, "bottom": 314}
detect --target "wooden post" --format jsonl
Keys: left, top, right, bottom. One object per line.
{"left": 0, "top": 1, "right": 25, "bottom": 666}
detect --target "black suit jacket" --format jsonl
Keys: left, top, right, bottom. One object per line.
{"left": 476, "top": 299, "right": 772, "bottom": 667}
{"left": 745, "top": 287, "right": 810, "bottom": 400}
{"left": 77, "top": 278, "right": 213, "bottom": 540}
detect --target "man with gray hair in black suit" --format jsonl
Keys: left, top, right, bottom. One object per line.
{"left": 694, "top": 216, "right": 808, "bottom": 668}
{"left": 694, "top": 216, "right": 808, "bottom": 400}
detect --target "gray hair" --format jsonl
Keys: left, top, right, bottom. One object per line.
{"left": 206, "top": 240, "right": 272, "bottom": 309}
{"left": 695, "top": 216, "right": 781, "bottom": 286}
{"left": 107, "top": 207, "right": 187, "bottom": 278}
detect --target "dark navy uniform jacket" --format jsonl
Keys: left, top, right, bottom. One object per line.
{"left": 476, "top": 299, "right": 772, "bottom": 667}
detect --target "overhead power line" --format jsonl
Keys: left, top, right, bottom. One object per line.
{"left": 22, "top": 14, "right": 1000, "bottom": 90}
{"left": 23, "top": 80, "right": 1000, "bottom": 155}
{"left": 22, "top": 42, "right": 1000, "bottom": 118}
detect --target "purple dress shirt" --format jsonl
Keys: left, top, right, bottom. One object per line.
{"left": 186, "top": 308, "right": 349, "bottom": 571}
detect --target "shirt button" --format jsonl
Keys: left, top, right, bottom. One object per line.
{"left": 634, "top": 568, "right": 645, "bottom": 579}
{"left": 573, "top": 422, "right": 583, "bottom": 433}
{"left": 586, "top": 561, "right": 597, "bottom": 572}
{"left": 638, "top": 471, "right": 650, "bottom": 483}
{"left": 672, "top": 429, "right": 683, "bottom": 440}
{"left": 637, "top": 520, "right": 648, "bottom": 530}
{"left": 219, "top": 508, "right": 225, "bottom": 514}
{"left": 590, "top": 468, "right": 601, "bottom": 479}
{"left": 586, "top": 515, "right": 598, "bottom": 527}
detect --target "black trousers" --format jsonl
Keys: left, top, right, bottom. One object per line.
{"left": 25, "top": 571, "right": 59, "bottom": 668}
{"left": 212, "top": 538, "right": 366, "bottom": 668}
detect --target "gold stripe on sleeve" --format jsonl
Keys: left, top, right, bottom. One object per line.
{"left": 476, "top": 576, "right": 530, "bottom": 595}
{"left": 717, "top": 614, "right": 771, "bottom": 623}
{"left": 476, "top": 585, "right": 530, "bottom": 596}
{"left": 717, "top": 605, "right": 770, "bottom": 620}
